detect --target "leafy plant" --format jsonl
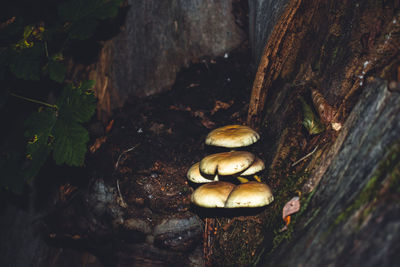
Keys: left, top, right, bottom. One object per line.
{"left": 0, "top": 0, "right": 123, "bottom": 193}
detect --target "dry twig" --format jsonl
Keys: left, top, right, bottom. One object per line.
{"left": 291, "top": 145, "right": 318, "bottom": 167}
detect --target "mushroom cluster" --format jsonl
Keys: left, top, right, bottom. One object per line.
{"left": 187, "top": 125, "right": 274, "bottom": 208}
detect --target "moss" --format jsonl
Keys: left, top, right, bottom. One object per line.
{"left": 263, "top": 171, "right": 316, "bottom": 256}
{"left": 331, "top": 176, "right": 379, "bottom": 228}
{"left": 330, "top": 141, "right": 400, "bottom": 230}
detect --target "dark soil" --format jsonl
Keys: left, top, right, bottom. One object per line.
{"left": 94, "top": 45, "right": 254, "bottom": 213}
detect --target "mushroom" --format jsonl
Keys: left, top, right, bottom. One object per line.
{"left": 225, "top": 181, "right": 274, "bottom": 208}
{"left": 199, "top": 151, "right": 256, "bottom": 176}
{"left": 236, "top": 156, "right": 265, "bottom": 183}
{"left": 187, "top": 162, "right": 218, "bottom": 183}
{"left": 191, "top": 181, "right": 236, "bottom": 208}
{"left": 205, "top": 125, "right": 260, "bottom": 148}
{"left": 238, "top": 157, "right": 265, "bottom": 176}
{"left": 203, "top": 125, "right": 264, "bottom": 183}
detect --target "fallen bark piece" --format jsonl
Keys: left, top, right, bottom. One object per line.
{"left": 311, "top": 89, "right": 342, "bottom": 131}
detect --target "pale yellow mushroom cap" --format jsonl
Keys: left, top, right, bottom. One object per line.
{"left": 205, "top": 125, "right": 260, "bottom": 148}
{"left": 187, "top": 162, "right": 218, "bottom": 183}
{"left": 239, "top": 157, "right": 265, "bottom": 176}
{"left": 199, "top": 151, "right": 255, "bottom": 176}
{"left": 191, "top": 181, "right": 236, "bottom": 208}
{"left": 225, "top": 181, "right": 274, "bottom": 208}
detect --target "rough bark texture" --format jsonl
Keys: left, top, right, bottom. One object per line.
{"left": 89, "top": 0, "right": 246, "bottom": 121}
{"left": 244, "top": 0, "right": 400, "bottom": 266}
{"left": 265, "top": 79, "right": 400, "bottom": 266}
{"left": 248, "top": 0, "right": 289, "bottom": 67}
{"left": 247, "top": 0, "right": 400, "bottom": 128}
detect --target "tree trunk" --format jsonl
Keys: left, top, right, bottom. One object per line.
{"left": 89, "top": 0, "right": 246, "bottom": 122}
{"left": 244, "top": 0, "right": 400, "bottom": 266}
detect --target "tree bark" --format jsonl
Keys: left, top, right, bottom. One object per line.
{"left": 245, "top": 0, "right": 400, "bottom": 266}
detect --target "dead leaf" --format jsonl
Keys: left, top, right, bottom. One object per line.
{"left": 282, "top": 196, "right": 301, "bottom": 220}
{"left": 105, "top": 119, "right": 114, "bottom": 133}
{"left": 210, "top": 100, "right": 234, "bottom": 115}
{"left": 89, "top": 136, "right": 107, "bottom": 153}
{"left": 59, "top": 183, "right": 78, "bottom": 202}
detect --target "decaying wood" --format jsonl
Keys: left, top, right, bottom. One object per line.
{"left": 247, "top": 0, "right": 400, "bottom": 130}
{"left": 248, "top": 2, "right": 400, "bottom": 265}
{"left": 247, "top": 0, "right": 303, "bottom": 129}
{"left": 311, "top": 89, "right": 336, "bottom": 124}
{"left": 89, "top": 41, "right": 123, "bottom": 122}
{"left": 311, "top": 89, "right": 342, "bottom": 131}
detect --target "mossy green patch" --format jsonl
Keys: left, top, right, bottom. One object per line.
{"left": 259, "top": 170, "right": 317, "bottom": 259}
{"left": 331, "top": 141, "right": 400, "bottom": 230}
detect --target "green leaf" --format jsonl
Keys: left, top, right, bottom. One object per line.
{"left": 23, "top": 81, "right": 96, "bottom": 173}
{"left": 80, "top": 80, "right": 96, "bottom": 90}
{"left": 57, "top": 82, "right": 96, "bottom": 123}
{"left": 59, "top": 0, "right": 122, "bottom": 21}
{"left": 52, "top": 120, "right": 89, "bottom": 166}
{"left": 299, "top": 97, "right": 324, "bottom": 135}
{"left": 59, "top": 0, "right": 93, "bottom": 21}
{"left": 95, "top": 0, "right": 123, "bottom": 20}
{"left": 59, "top": 0, "right": 122, "bottom": 40}
{"left": 51, "top": 82, "right": 96, "bottom": 165}
{"left": 48, "top": 59, "right": 66, "bottom": 83}
{"left": 9, "top": 44, "right": 44, "bottom": 80}
{"left": 24, "top": 108, "right": 57, "bottom": 181}
{"left": 68, "top": 18, "right": 98, "bottom": 40}
{"left": 25, "top": 107, "right": 57, "bottom": 139}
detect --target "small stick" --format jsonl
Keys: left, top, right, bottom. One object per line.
{"left": 116, "top": 179, "right": 128, "bottom": 208}
{"left": 115, "top": 144, "right": 139, "bottom": 169}
{"left": 291, "top": 145, "right": 319, "bottom": 167}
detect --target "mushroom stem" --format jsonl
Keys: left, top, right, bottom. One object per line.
{"left": 253, "top": 175, "right": 262, "bottom": 182}
{"left": 236, "top": 176, "right": 250, "bottom": 183}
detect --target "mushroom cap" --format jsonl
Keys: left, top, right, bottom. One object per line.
{"left": 205, "top": 125, "right": 260, "bottom": 148}
{"left": 199, "top": 151, "right": 256, "bottom": 176}
{"left": 187, "top": 162, "right": 218, "bottom": 183}
{"left": 238, "top": 156, "right": 265, "bottom": 176}
{"left": 225, "top": 181, "right": 274, "bottom": 208}
{"left": 191, "top": 181, "right": 236, "bottom": 208}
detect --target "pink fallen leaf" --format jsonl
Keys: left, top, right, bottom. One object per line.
{"left": 282, "top": 196, "right": 301, "bottom": 220}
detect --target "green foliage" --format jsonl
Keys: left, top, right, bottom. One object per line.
{"left": 48, "top": 58, "right": 67, "bottom": 83}
{"left": 299, "top": 97, "right": 324, "bottom": 135}
{"left": 59, "top": 0, "right": 123, "bottom": 40}
{"left": 0, "top": 0, "right": 122, "bottom": 193}
{"left": 330, "top": 141, "right": 400, "bottom": 230}
{"left": 9, "top": 44, "right": 44, "bottom": 81}
{"left": 25, "top": 82, "right": 96, "bottom": 173}
{"left": 0, "top": 0, "right": 123, "bottom": 82}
